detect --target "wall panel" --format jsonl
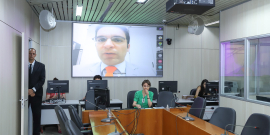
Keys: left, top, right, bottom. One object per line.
{"left": 220, "top": 0, "right": 270, "bottom": 42}
{"left": 220, "top": 0, "right": 270, "bottom": 134}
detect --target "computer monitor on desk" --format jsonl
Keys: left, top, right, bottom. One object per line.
{"left": 205, "top": 82, "right": 219, "bottom": 95}
{"left": 159, "top": 81, "right": 177, "bottom": 93}
{"left": 85, "top": 89, "right": 110, "bottom": 110}
{"left": 94, "top": 89, "right": 110, "bottom": 109}
{"left": 87, "top": 80, "right": 107, "bottom": 91}
{"left": 47, "top": 80, "right": 69, "bottom": 99}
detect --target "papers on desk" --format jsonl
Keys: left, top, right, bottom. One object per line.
{"left": 153, "top": 107, "right": 165, "bottom": 109}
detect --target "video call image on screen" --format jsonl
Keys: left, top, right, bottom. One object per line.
{"left": 72, "top": 23, "right": 164, "bottom": 77}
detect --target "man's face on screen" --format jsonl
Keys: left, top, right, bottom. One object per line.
{"left": 95, "top": 27, "right": 130, "bottom": 66}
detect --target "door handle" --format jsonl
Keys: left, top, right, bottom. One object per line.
{"left": 19, "top": 99, "right": 28, "bottom": 102}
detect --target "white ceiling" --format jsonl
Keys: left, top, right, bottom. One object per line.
{"left": 27, "top": 0, "right": 249, "bottom": 26}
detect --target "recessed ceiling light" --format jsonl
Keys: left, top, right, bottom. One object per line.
{"left": 136, "top": 0, "right": 149, "bottom": 4}
{"left": 76, "top": 5, "right": 83, "bottom": 16}
{"left": 205, "top": 21, "right": 219, "bottom": 26}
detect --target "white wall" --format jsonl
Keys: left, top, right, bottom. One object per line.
{"left": 220, "top": 0, "right": 270, "bottom": 133}
{"left": 40, "top": 22, "right": 219, "bottom": 108}
{"left": 0, "top": 0, "right": 40, "bottom": 134}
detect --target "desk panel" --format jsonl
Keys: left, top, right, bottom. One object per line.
{"left": 86, "top": 108, "right": 234, "bottom": 135}
{"left": 88, "top": 111, "right": 128, "bottom": 135}
{"left": 113, "top": 109, "right": 163, "bottom": 135}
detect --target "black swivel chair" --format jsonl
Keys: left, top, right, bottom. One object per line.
{"left": 189, "top": 97, "right": 206, "bottom": 119}
{"left": 68, "top": 105, "right": 91, "bottom": 131}
{"left": 55, "top": 105, "right": 70, "bottom": 135}
{"left": 127, "top": 90, "right": 138, "bottom": 108}
{"left": 149, "top": 87, "right": 158, "bottom": 100}
{"left": 55, "top": 106, "right": 91, "bottom": 135}
{"left": 157, "top": 91, "right": 175, "bottom": 107}
{"left": 85, "top": 90, "right": 95, "bottom": 110}
{"left": 209, "top": 107, "right": 236, "bottom": 132}
{"left": 190, "top": 88, "right": 197, "bottom": 95}
{"left": 65, "top": 119, "right": 84, "bottom": 135}
{"left": 241, "top": 113, "right": 270, "bottom": 135}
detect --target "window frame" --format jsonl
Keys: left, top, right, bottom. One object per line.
{"left": 220, "top": 33, "right": 270, "bottom": 106}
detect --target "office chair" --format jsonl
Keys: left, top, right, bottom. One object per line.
{"left": 55, "top": 105, "right": 70, "bottom": 135}
{"left": 127, "top": 90, "right": 138, "bottom": 108}
{"left": 209, "top": 107, "right": 236, "bottom": 132}
{"left": 157, "top": 91, "right": 175, "bottom": 107}
{"left": 189, "top": 97, "right": 206, "bottom": 119}
{"left": 149, "top": 87, "right": 158, "bottom": 100}
{"left": 54, "top": 106, "right": 91, "bottom": 135}
{"left": 241, "top": 113, "right": 270, "bottom": 135}
{"left": 68, "top": 105, "right": 91, "bottom": 130}
{"left": 65, "top": 119, "right": 83, "bottom": 135}
{"left": 190, "top": 88, "right": 197, "bottom": 95}
{"left": 85, "top": 90, "right": 96, "bottom": 110}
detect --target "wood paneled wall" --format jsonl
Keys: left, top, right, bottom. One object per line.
{"left": 40, "top": 22, "right": 219, "bottom": 108}
{"left": 0, "top": 0, "right": 40, "bottom": 134}
{"left": 220, "top": 0, "right": 270, "bottom": 134}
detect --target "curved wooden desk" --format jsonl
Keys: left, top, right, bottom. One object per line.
{"left": 83, "top": 108, "right": 234, "bottom": 135}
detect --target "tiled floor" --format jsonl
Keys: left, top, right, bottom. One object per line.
{"left": 41, "top": 125, "right": 62, "bottom": 135}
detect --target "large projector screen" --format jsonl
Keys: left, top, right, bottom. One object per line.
{"left": 72, "top": 23, "right": 163, "bottom": 77}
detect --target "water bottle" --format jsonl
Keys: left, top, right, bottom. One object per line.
{"left": 166, "top": 104, "right": 170, "bottom": 111}
{"left": 108, "top": 109, "right": 113, "bottom": 118}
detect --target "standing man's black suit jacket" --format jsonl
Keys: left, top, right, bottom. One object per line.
{"left": 29, "top": 61, "right": 45, "bottom": 96}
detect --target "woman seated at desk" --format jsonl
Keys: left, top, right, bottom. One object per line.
{"left": 195, "top": 79, "right": 209, "bottom": 98}
{"left": 46, "top": 77, "right": 66, "bottom": 100}
{"left": 132, "top": 80, "right": 154, "bottom": 108}
{"left": 82, "top": 75, "right": 102, "bottom": 100}
{"left": 43, "top": 77, "right": 66, "bottom": 133}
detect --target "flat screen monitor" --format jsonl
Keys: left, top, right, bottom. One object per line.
{"left": 94, "top": 89, "right": 110, "bottom": 109}
{"left": 256, "top": 96, "right": 270, "bottom": 102}
{"left": 205, "top": 82, "right": 219, "bottom": 94}
{"left": 87, "top": 80, "right": 108, "bottom": 91}
{"left": 72, "top": 23, "right": 164, "bottom": 77}
{"left": 158, "top": 81, "right": 177, "bottom": 93}
{"left": 47, "top": 80, "right": 69, "bottom": 93}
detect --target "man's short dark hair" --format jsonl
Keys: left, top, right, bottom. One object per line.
{"left": 95, "top": 25, "right": 130, "bottom": 46}
{"left": 53, "top": 77, "right": 58, "bottom": 80}
{"left": 93, "top": 75, "right": 102, "bottom": 80}
{"left": 29, "top": 48, "right": 36, "bottom": 53}
{"left": 142, "top": 80, "right": 151, "bottom": 87}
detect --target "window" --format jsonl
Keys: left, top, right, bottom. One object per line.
{"left": 221, "top": 35, "right": 270, "bottom": 105}
{"left": 221, "top": 40, "right": 245, "bottom": 98}
{"left": 248, "top": 37, "right": 270, "bottom": 102}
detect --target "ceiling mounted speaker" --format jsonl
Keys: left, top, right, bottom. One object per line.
{"left": 187, "top": 17, "right": 204, "bottom": 35}
{"left": 39, "top": 9, "right": 56, "bottom": 30}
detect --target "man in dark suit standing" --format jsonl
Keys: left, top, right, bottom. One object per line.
{"left": 28, "top": 48, "right": 45, "bottom": 135}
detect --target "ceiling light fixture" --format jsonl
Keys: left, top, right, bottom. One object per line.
{"left": 76, "top": 5, "right": 83, "bottom": 16}
{"left": 205, "top": 21, "right": 219, "bottom": 26}
{"left": 99, "top": 2, "right": 114, "bottom": 22}
{"left": 136, "top": 0, "right": 149, "bottom": 4}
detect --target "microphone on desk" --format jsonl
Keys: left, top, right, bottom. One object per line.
{"left": 85, "top": 99, "right": 114, "bottom": 123}
{"left": 183, "top": 107, "right": 215, "bottom": 121}
{"left": 81, "top": 122, "right": 121, "bottom": 135}
{"left": 108, "top": 122, "right": 121, "bottom": 135}
{"left": 221, "top": 124, "right": 258, "bottom": 135}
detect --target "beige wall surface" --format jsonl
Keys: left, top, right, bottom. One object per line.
{"left": 40, "top": 22, "right": 219, "bottom": 108}
{"left": 220, "top": 0, "right": 270, "bottom": 134}
{"left": 0, "top": 0, "right": 40, "bottom": 134}
{"left": 220, "top": 0, "right": 270, "bottom": 42}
